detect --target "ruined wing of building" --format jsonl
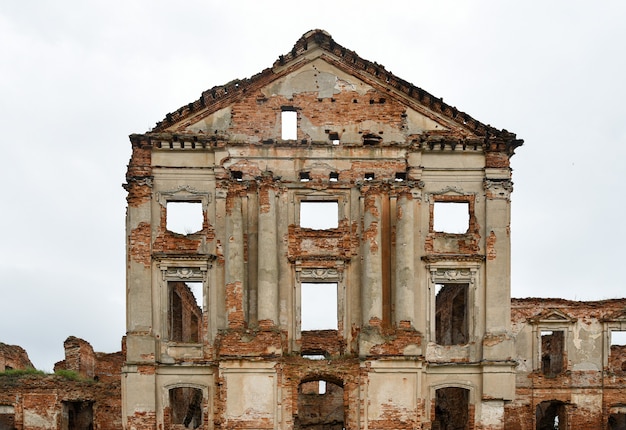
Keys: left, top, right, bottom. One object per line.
{"left": 2, "top": 29, "right": 626, "bottom": 430}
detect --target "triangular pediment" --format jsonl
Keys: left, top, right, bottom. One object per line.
{"left": 147, "top": 30, "right": 521, "bottom": 153}
{"left": 529, "top": 309, "right": 577, "bottom": 324}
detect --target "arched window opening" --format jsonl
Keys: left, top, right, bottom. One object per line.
{"left": 536, "top": 400, "right": 567, "bottom": 430}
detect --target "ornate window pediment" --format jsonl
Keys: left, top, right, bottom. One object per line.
{"left": 528, "top": 309, "right": 577, "bottom": 325}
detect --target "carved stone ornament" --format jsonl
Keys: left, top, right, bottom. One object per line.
{"left": 483, "top": 179, "right": 513, "bottom": 200}
{"left": 297, "top": 268, "right": 343, "bottom": 282}
{"left": 425, "top": 186, "right": 472, "bottom": 202}
{"left": 161, "top": 267, "right": 206, "bottom": 281}
{"left": 157, "top": 185, "right": 212, "bottom": 207}
{"left": 429, "top": 268, "right": 476, "bottom": 284}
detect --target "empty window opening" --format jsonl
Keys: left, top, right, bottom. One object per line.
{"left": 299, "top": 171, "right": 311, "bottom": 182}
{"left": 364, "top": 172, "right": 375, "bottom": 181}
{"left": 300, "top": 201, "right": 338, "bottom": 230}
{"left": 329, "top": 172, "right": 339, "bottom": 182}
{"left": 536, "top": 401, "right": 566, "bottom": 430}
{"left": 394, "top": 172, "right": 407, "bottom": 182}
{"left": 61, "top": 401, "right": 93, "bottom": 430}
{"left": 281, "top": 109, "right": 297, "bottom": 140}
{"left": 433, "top": 387, "right": 469, "bottom": 430}
{"left": 296, "top": 379, "right": 344, "bottom": 430}
{"left": 541, "top": 330, "right": 564, "bottom": 377}
{"left": 610, "top": 331, "right": 626, "bottom": 373}
{"left": 609, "top": 413, "right": 626, "bottom": 430}
{"left": 362, "top": 133, "right": 382, "bottom": 145}
{"left": 433, "top": 201, "right": 469, "bottom": 234}
{"left": 169, "top": 387, "right": 203, "bottom": 429}
{"left": 232, "top": 170, "right": 243, "bottom": 181}
{"left": 328, "top": 132, "right": 340, "bottom": 145}
{"left": 302, "top": 353, "right": 326, "bottom": 360}
{"left": 435, "top": 284, "right": 468, "bottom": 345}
{"left": 166, "top": 201, "right": 203, "bottom": 235}
{"left": 0, "top": 406, "right": 15, "bottom": 430}
{"left": 301, "top": 283, "right": 337, "bottom": 331}
{"left": 169, "top": 281, "right": 203, "bottom": 343}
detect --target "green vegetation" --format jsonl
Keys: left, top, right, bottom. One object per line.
{"left": 53, "top": 369, "right": 83, "bottom": 381}
{"left": 0, "top": 368, "right": 45, "bottom": 377}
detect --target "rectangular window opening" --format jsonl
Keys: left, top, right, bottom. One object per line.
{"left": 433, "top": 201, "right": 469, "bottom": 234}
{"left": 435, "top": 283, "right": 468, "bottom": 345}
{"left": 609, "top": 330, "right": 626, "bottom": 373}
{"left": 281, "top": 109, "right": 297, "bottom": 140}
{"left": 169, "top": 281, "right": 203, "bottom": 343}
{"left": 300, "top": 201, "right": 338, "bottom": 230}
{"left": 541, "top": 330, "right": 564, "bottom": 377}
{"left": 301, "top": 283, "right": 337, "bottom": 331}
{"left": 169, "top": 387, "right": 203, "bottom": 428}
{"left": 299, "top": 171, "right": 311, "bottom": 182}
{"left": 0, "top": 406, "right": 15, "bottom": 430}
{"left": 62, "top": 401, "right": 93, "bottom": 430}
{"left": 329, "top": 172, "right": 339, "bottom": 182}
{"left": 301, "top": 353, "right": 326, "bottom": 360}
{"left": 166, "top": 201, "right": 203, "bottom": 235}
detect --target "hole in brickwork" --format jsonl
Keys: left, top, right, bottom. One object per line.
{"left": 301, "top": 283, "right": 337, "bottom": 330}
{"left": 62, "top": 400, "right": 93, "bottom": 430}
{"left": 281, "top": 109, "right": 297, "bottom": 140}
{"left": 300, "top": 201, "right": 338, "bottom": 230}
{"left": 362, "top": 133, "right": 382, "bottom": 145}
{"left": 609, "top": 413, "right": 626, "bottom": 430}
{"left": 328, "top": 132, "right": 339, "bottom": 145}
{"left": 169, "top": 387, "right": 202, "bottom": 429}
{"left": 169, "top": 281, "right": 203, "bottom": 343}
{"left": 296, "top": 379, "right": 344, "bottom": 430}
{"left": 0, "top": 406, "right": 15, "bottom": 430}
{"left": 536, "top": 400, "right": 566, "bottom": 430}
{"left": 395, "top": 172, "right": 406, "bottom": 182}
{"left": 435, "top": 284, "right": 468, "bottom": 345}
{"left": 232, "top": 170, "right": 243, "bottom": 181}
{"left": 329, "top": 172, "right": 339, "bottom": 182}
{"left": 434, "top": 387, "right": 468, "bottom": 429}
{"left": 433, "top": 201, "right": 469, "bottom": 234}
{"left": 299, "top": 172, "right": 311, "bottom": 182}
{"left": 302, "top": 354, "right": 326, "bottom": 360}
{"left": 364, "top": 172, "right": 375, "bottom": 181}
{"left": 541, "top": 330, "right": 564, "bottom": 377}
{"left": 166, "top": 201, "right": 203, "bottom": 235}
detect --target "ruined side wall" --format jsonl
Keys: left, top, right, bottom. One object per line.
{"left": 0, "top": 342, "right": 33, "bottom": 371}
{"left": 506, "top": 298, "right": 626, "bottom": 429}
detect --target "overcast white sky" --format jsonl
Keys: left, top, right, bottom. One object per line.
{"left": 1, "top": 1, "right": 625, "bottom": 371}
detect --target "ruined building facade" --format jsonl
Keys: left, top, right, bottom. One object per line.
{"left": 122, "top": 29, "right": 522, "bottom": 429}
{"left": 0, "top": 29, "right": 625, "bottom": 430}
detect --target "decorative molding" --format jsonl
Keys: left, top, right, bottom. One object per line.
{"left": 436, "top": 185, "right": 464, "bottom": 195}
{"left": 528, "top": 309, "right": 577, "bottom": 324}
{"left": 160, "top": 266, "right": 207, "bottom": 282}
{"left": 411, "top": 189, "right": 423, "bottom": 201}
{"left": 296, "top": 268, "right": 343, "bottom": 282}
{"left": 157, "top": 186, "right": 212, "bottom": 207}
{"left": 429, "top": 267, "right": 477, "bottom": 285}
{"left": 484, "top": 179, "right": 513, "bottom": 200}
